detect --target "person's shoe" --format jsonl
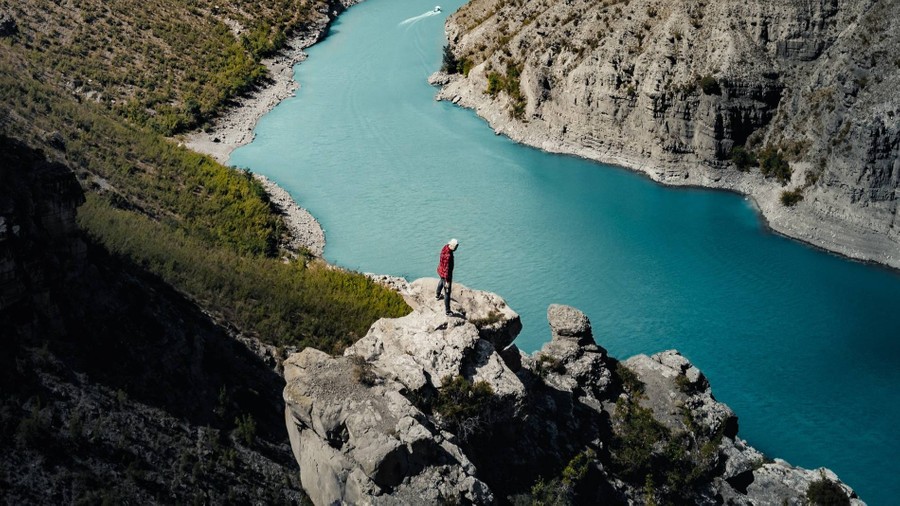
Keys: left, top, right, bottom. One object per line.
{"left": 436, "top": 294, "right": 443, "bottom": 300}
{"left": 445, "top": 311, "right": 452, "bottom": 316}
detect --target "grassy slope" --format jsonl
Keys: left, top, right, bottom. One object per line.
{"left": 0, "top": 0, "right": 409, "bottom": 350}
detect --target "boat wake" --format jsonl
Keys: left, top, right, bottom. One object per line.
{"left": 399, "top": 9, "right": 441, "bottom": 27}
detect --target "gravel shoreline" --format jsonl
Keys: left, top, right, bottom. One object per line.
{"left": 182, "top": 34, "right": 314, "bottom": 165}
{"left": 254, "top": 174, "right": 325, "bottom": 257}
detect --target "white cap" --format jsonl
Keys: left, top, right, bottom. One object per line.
{"left": 448, "top": 238, "right": 458, "bottom": 250}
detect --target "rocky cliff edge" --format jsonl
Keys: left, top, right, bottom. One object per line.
{"left": 283, "top": 280, "right": 864, "bottom": 505}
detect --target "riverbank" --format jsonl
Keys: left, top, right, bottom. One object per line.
{"left": 254, "top": 174, "right": 325, "bottom": 257}
{"left": 184, "top": 0, "right": 362, "bottom": 164}
{"left": 184, "top": 0, "right": 364, "bottom": 256}
{"left": 183, "top": 35, "right": 311, "bottom": 165}
{"left": 429, "top": 70, "right": 900, "bottom": 272}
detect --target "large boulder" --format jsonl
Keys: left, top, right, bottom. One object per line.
{"left": 547, "top": 303, "right": 594, "bottom": 345}
{"left": 406, "top": 278, "right": 522, "bottom": 351}
{"left": 531, "top": 304, "right": 613, "bottom": 410}
{"left": 347, "top": 280, "right": 526, "bottom": 403}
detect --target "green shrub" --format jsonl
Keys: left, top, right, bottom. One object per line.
{"left": 610, "top": 398, "right": 669, "bottom": 479}
{"left": 441, "top": 44, "right": 459, "bottom": 74}
{"left": 233, "top": 414, "right": 256, "bottom": 446}
{"left": 561, "top": 449, "right": 595, "bottom": 485}
{"left": 469, "top": 310, "right": 502, "bottom": 327}
{"left": 535, "top": 354, "right": 566, "bottom": 378}
{"left": 699, "top": 75, "right": 721, "bottom": 95}
{"left": 731, "top": 146, "right": 757, "bottom": 171}
{"left": 616, "top": 363, "right": 645, "bottom": 397}
{"left": 460, "top": 57, "right": 475, "bottom": 76}
{"left": 349, "top": 355, "right": 377, "bottom": 386}
{"left": 611, "top": 395, "right": 724, "bottom": 502}
{"left": 483, "top": 63, "right": 527, "bottom": 119}
{"left": 780, "top": 189, "right": 804, "bottom": 207}
{"left": 434, "top": 375, "right": 495, "bottom": 440}
{"left": 78, "top": 195, "right": 410, "bottom": 350}
{"left": 758, "top": 145, "right": 792, "bottom": 184}
{"left": 674, "top": 373, "right": 693, "bottom": 393}
{"left": 807, "top": 478, "right": 850, "bottom": 506}
{"left": 487, "top": 72, "right": 504, "bottom": 96}
{"left": 527, "top": 477, "right": 570, "bottom": 506}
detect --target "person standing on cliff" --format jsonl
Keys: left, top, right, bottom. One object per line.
{"left": 436, "top": 238, "right": 458, "bottom": 316}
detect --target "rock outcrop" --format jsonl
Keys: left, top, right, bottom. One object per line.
{"left": 283, "top": 280, "right": 864, "bottom": 504}
{"left": 282, "top": 278, "right": 524, "bottom": 504}
{"left": 433, "top": 0, "right": 900, "bottom": 269}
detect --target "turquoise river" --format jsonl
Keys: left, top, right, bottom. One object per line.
{"left": 230, "top": 0, "right": 900, "bottom": 502}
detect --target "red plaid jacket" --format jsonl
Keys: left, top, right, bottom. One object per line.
{"left": 437, "top": 244, "right": 454, "bottom": 279}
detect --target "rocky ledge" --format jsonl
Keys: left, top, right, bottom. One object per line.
{"left": 283, "top": 280, "right": 864, "bottom": 505}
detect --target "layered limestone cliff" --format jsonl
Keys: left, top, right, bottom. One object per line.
{"left": 283, "top": 279, "right": 864, "bottom": 504}
{"left": 431, "top": 0, "right": 900, "bottom": 269}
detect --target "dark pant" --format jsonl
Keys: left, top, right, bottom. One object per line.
{"left": 436, "top": 277, "right": 451, "bottom": 313}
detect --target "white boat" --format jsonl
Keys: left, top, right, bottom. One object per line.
{"left": 434, "top": 5, "right": 441, "bottom": 12}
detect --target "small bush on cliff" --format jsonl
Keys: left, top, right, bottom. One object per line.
{"left": 731, "top": 146, "right": 757, "bottom": 172}
{"left": 535, "top": 354, "right": 566, "bottom": 378}
{"left": 616, "top": 363, "right": 645, "bottom": 397}
{"left": 233, "top": 414, "right": 256, "bottom": 446}
{"left": 807, "top": 477, "right": 850, "bottom": 506}
{"left": 561, "top": 448, "right": 596, "bottom": 485}
{"left": 487, "top": 72, "right": 504, "bottom": 96}
{"left": 469, "top": 310, "right": 502, "bottom": 327}
{"left": 525, "top": 478, "right": 570, "bottom": 506}
{"left": 349, "top": 355, "right": 377, "bottom": 386}
{"left": 699, "top": 75, "right": 721, "bottom": 95}
{"left": 758, "top": 146, "right": 792, "bottom": 184}
{"left": 610, "top": 398, "right": 669, "bottom": 479}
{"left": 441, "top": 44, "right": 459, "bottom": 74}
{"left": 484, "top": 63, "right": 527, "bottom": 119}
{"left": 515, "top": 449, "right": 595, "bottom": 506}
{"left": 674, "top": 373, "right": 693, "bottom": 394}
{"left": 434, "top": 375, "right": 495, "bottom": 441}
{"left": 780, "top": 189, "right": 804, "bottom": 207}
{"left": 610, "top": 396, "right": 724, "bottom": 502}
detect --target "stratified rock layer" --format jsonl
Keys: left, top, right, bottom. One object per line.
{"left": 434, "top": 0, "right": 900, "bottom": 269}
{"left": 283, "top": 281, "right": 864, "bottom": 505}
